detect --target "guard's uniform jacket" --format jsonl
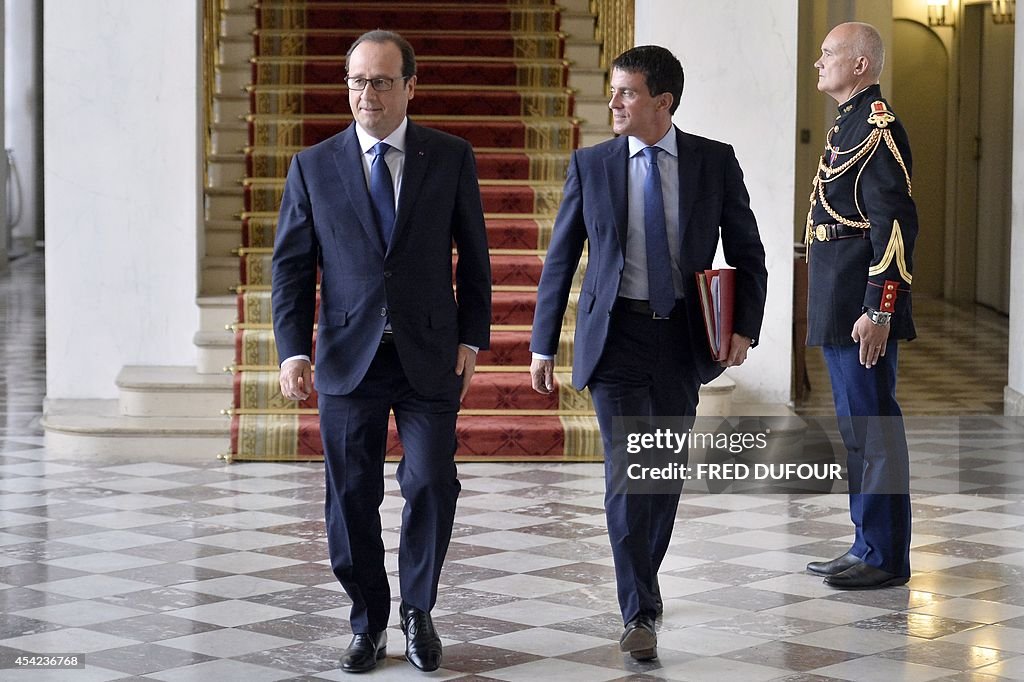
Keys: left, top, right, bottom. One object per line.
{"left": 805, "top": 84, "right": 918, "bottom": 346}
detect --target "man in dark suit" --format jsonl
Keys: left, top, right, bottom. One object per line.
{"left": 802, "top": 22, "right": 916, "bottom": 590}
{"left": 272, "top": 30, "right": 491, "bottom": 674}
{"left": 529, "top": 45, "right": 767, "bottom": 660}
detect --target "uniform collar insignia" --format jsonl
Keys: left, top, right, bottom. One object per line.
{"left": 836, "top": 84, "right": 883, "bottom": 118}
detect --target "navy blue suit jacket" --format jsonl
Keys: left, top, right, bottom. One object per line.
{"left": 530, "top": 128, "right": 768, "bottom": 388}
{"left": 272, "top": 121, "right": 492, "bottom": 397}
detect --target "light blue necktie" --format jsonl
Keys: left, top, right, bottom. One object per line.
{"left": 643, "top": 146, "right": 675, "bottom": 317}
{"left": 370, "top": 142, "right": 395, "bottom": 247}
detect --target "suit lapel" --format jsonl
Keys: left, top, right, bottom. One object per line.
{"left": 602, "top": 137, "right": 630, "bottom": 255}
{"left": 676, "top": 129, "right": 702, "bottom": 251}
{"left": 333, "top": 126, "right": 385, "bottom": 256}
{"left": 391, "top": 121, "right": 428, "bottom": 255}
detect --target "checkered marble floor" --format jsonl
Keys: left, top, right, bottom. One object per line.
{"left": 5, "top": 254, "right": 1024, "bottom": 681}
{"left": 2, "top": 442, "right": 1024, "bottom": 681}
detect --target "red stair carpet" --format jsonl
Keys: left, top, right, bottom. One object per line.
{"left": 228, "top": 0, "right": 602, "bottom": 461}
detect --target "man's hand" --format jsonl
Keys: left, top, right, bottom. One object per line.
{"left": 455, "top": 345, "right": 478, "bottom": 401}
{"left": 279, "top": 358, "right": 312, "bottom": 402}
{"left": 721, "top": 333, "right": 753, "bottom": 368}
{"left": 851, "top": 313, "right": 890, "bottom": 368}
{"left": 530, "top": 358, "right": 554, "bottom": 394}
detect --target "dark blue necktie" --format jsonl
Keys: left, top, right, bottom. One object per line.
{"left": 643, "top": 146, "right": 675, "bottom": 317}
{"left": 370, "top": 141, "right": 395, "bottom": 247}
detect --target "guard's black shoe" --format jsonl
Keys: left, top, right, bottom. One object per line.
{"left": 824, "top": 561, "right": 910, "bottom": 590}
{"left": 806, "top": 551, "right": 859, "bottom": 577}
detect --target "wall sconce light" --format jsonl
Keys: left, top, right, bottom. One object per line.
{"left": 992, "top": 0, "right": 1015, "bottom": 24}
{"left": 927, "top": 0, "right": 953, "bottom": 27}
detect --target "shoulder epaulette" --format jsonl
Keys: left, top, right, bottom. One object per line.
{"left": 867, "top": 100, "right": 895, "bottom": 129}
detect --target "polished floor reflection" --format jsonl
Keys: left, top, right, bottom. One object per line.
{"left": 3, "top": 252, "right": 1024, "bottom": 681}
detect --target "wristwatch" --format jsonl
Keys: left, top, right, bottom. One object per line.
{"left": 865, "top": 308, "right": 892, "bottom": 326}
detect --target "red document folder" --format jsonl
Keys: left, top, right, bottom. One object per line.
{"left": 695, "top": 268, "right": 735, "bottom": 362}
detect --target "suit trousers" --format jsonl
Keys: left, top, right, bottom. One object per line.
{"left": 318, "top": 342, "right": 461, "bottom": 633}
{"left": 588, "top": 305, "right": 701, "bottom": 623}
{"left": 823, "top": 342, "right": 911, "bottom": 578}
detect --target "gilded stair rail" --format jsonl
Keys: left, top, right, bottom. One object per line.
{"left": 202, "top": 0, "right": 223, "bottom": 188}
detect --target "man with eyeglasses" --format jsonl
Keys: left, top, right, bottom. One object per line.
{"left": 272, "top": 30, "right": 491, "bottom": 674}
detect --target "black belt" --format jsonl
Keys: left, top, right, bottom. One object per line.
{"left": 380, "top": 330, "right": 395, "bottom": 344}
{"left": 813, "top": 223, "right": 869, "bottom": 241}
{"left": 614, "top": 297, "right": 682, "bottom": 319}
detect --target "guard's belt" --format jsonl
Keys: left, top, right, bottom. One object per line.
{"left": 813, "top": 223, "right": 869, "bottom": 241}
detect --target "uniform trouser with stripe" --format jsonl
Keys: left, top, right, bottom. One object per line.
{"left": 823, "top": 342, "right": 911, "bottom": 577}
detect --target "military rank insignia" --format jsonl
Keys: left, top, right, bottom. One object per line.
{"left": 867, "top": 101, "right": 895, "bottom": 128}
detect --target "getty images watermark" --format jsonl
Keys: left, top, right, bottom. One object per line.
{"left": 626, "top": 427, "right": 841, "bottom": 484}
{"left": 608, "top": 415, "right": 914, "bottom": 495}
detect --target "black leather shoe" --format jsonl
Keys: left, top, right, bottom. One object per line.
{"left": 400, "top": 602, "right": 442, "bottom": 672}
{"left": 824, "top": 561, "right": 910, "bottom": 590}
{"left": 806, "top": 551, "right": 859, "bottom": 577}
{"left": 340, "top": 630, "right": 386, "bottom": 673}
{"left": 619, "top": 615, "right": 657, "bottom": 661}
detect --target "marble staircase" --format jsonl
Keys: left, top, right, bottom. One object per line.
{"left": 199, "top": 0, "right": 607, "bottom": 377}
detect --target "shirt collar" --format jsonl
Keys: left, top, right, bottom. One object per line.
{"left": 355, "top": 117, "right": 408, "bottom": 154}
{"left": 628, "top": 126, "right": 678, "bottom": 158}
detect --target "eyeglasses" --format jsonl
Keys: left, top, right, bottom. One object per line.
{"left": 345, "top": 76, "right": 407, "bottom": 92}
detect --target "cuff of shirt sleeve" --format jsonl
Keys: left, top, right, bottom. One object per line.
{"left": 281, "top": 355, "right": 311, "bottom": 366}
{"left": 532, "top": 352, "right": 554, "bottom": 361}
{"left": 460, "top": 344, "right": 479, "bottom": 354}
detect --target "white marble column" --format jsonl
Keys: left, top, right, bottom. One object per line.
{"left": 1, "top": 0, "right": 7, "bottom": 270}
{"left": 635, "top": 0, "right": 799, "bottom": 405}
{"left": 43, "top": 1, "right": 200, "bottom": 399}
{"left": 4, "top": 0, "right": 41, "bottom": 249}
{"left": 1007, "top": 16, "right": 1024, "bottom": 416}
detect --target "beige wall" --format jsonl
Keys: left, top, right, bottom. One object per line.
{"left": 891, "top": 18, "right": 948, "bottom": 298}
{"left": 636, "top": 0, "right": 799, "bottom": 406}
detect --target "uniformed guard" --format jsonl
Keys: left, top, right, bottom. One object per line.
{"left": 802, "top": 21, "right": 916, "bottom": 590}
